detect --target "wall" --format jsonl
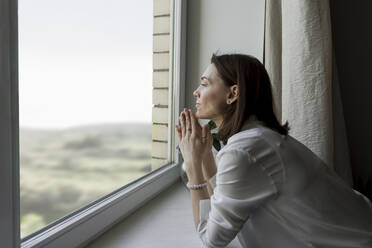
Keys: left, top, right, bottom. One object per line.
{"left": 152, "top": 0, "right": 171, "bottom": 170}
{"left": 330, "top": 0, "right": 372, "bottom": 193}
{"left": 185, "top": 0, "right": 265, "bottom": 113}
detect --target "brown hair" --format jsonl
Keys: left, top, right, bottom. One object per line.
{"left": 211, "top": 52, "right": 290, "bottom": 145}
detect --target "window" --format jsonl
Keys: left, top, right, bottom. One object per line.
{"left": 18, "top": 0, "right": 157, "bottom": 238}
{"left": 1, "top": 0, "right": 186, "bottom": 247}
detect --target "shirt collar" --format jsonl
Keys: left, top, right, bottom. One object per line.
{"left": 226, "top": 115, "right": 265, "bottom": 145}
{"left": 240, "top": 115, "right": 265, "bottom": 131}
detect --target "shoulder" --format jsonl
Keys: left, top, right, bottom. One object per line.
{"left": 217, "top": 126, "right": 286, "bottom": 187}
{"left": 216, "top": 148, "right": 252, "bottom": 169}
{"left": 214, "top": 146, "right": 280, "bottom": 200}
{"left": 219, "top": 125, "right": 285, "bottom": 157}
{"left": 216, "top": 126, "right": 265, "bottom": 162}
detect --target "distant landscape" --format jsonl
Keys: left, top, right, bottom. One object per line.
{"left": 19, "top": 122, "right": 152, "bottom": 238}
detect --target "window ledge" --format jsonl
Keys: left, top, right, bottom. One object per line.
{"left": 83, "top": 179, "right": 204, "bottom": 248}
{"left": 21, "top": 162, "right": 181, "bottom": 248}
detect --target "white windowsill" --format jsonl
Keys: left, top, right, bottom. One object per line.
{"left": 83, "top": 179, "right": 204, "bottom": 248}
{"left": 21, "top": 162, "right": 181, "bottom": 248}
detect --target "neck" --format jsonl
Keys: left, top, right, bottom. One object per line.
{"left": 212, "top": 117, "right": 224, "bottom": 129}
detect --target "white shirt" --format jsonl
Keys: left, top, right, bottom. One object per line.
{"left": 197, "top": 118, "right": 372, "bottom": 248}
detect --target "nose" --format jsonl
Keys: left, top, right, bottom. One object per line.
{"left": 193, "top": 87, "right": 200, "bottom": 99}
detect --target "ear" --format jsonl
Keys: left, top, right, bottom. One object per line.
{"left": 226, "top": 85, "right": 239, "bottom": 104}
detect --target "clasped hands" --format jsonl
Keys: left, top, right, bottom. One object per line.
{"left": 175, "top": 108, "right": 213, "bottom": 173}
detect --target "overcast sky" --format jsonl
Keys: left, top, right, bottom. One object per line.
{"left": 18, "top": 0, "right": 153, "bottom": 129}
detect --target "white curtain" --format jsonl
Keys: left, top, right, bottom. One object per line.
{"left": 264, "top": 0, "right": 353, "bottom": 186}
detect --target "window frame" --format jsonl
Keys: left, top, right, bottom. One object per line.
{"left": 0, "top": 0, "right": 188, "bottom": 247}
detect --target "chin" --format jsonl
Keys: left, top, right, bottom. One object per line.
{"left": 195, "top": 110, "right": 202, "bottom": 119}
{"left": 195, "top": 109, "right": 209, "bottom": 120}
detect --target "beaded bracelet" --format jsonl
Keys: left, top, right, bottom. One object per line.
{"left": 186, "top": 180, "right": 208, "bottom": 190}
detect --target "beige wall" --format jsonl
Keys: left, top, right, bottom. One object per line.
{"left": 185, "top": 0, "right": 265, "bottom": 111}
{"left": 152, "top": 0, "right": 171, "bottom": 170}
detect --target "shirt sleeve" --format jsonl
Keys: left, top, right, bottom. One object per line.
{"left": 197, "top": 149, "right": 278, "bottom": 248}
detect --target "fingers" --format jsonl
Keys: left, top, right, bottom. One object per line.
{"left": 202, "top": 124, "right": 207, "bottom": 138}
{"left": 202, "top": 124, "right": 210, "bottom": 143}
{"left": 175, "top": 124, "right": 182, "bottom": 141}
{"left": 185, "top": 109, "right": 191, "bottom": 136}
{"left": 180, "top": 111, "right": 186, "bottom": 138}
{"left": 189, "top": 109, "right": 198, "bottom": 132}
{"left": 178, "top": 108, "right": 201, "bottom": 140}
{"left": 207, "top": 125, "right": 213, "bottom": 143}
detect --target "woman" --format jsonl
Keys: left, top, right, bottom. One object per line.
{"left": 175, "top": 53, "right": 372, "bottom": 248}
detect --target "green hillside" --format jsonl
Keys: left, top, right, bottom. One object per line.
{"left": 20, "top": 122, "right": 152, "bottom": 238}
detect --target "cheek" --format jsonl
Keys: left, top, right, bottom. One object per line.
{"left": 200, "top": 88, "right": 215, "bottom": 104}
{"left": 200, "top": 88, "right": 224, "bottom": 111}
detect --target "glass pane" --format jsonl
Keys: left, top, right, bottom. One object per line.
{"left": 18, "top": 0, "right": 157, "bottom": 238}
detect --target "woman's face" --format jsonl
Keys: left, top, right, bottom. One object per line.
{"left": 193, "top": 63, "right": 230, "bottom": 121}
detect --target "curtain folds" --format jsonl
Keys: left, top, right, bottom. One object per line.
{"left": 264, "top": 0, "right": 353, "bottom": 186}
